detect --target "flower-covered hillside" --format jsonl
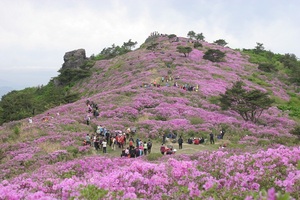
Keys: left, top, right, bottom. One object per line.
{"left": 68, "top": 34, "right": 296, "bottom": 139}
{"left": 0, "top": 33, "right": 299, "bottom": 199}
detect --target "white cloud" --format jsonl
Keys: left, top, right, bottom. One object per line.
{"left": 0, "top": 0, "right": 300, "bottom": 90}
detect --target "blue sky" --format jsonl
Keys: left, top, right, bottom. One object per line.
{"left": 0, "top": 0, "right": 299, "bottom": 92}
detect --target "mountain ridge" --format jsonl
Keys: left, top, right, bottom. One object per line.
{"left": 0, "top": 33, "right": 299, "bottom": 199}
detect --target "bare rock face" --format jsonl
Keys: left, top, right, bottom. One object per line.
{"left": 61, "top": 49, "right": 87, "bottom": 70}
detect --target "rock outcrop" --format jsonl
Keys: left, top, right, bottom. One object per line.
{"left": 61, "top": 49, "right": 88, "bottom": 71}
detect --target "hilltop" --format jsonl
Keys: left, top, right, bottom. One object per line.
{"left": 0, "top": 33, "right": 299, "bottom": 199}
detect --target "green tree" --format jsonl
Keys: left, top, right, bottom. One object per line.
{"left": 177, "top": 46, "right": 192, "bottom": 57}
{"left": 168, "top": 34, "right": 177, "bottom": 39}
{"left": 0, "top": 89, "right": 36, "bottom": 124}
{"left": 187, "top": 31, "right": 196, "bottom": 40}
{"left": 203, "top": 49, "right": 225, "bottom": 62}
{"left": 220, "top": 81, "right": 274, "bottom": 123}
{"left": 195, "top": 33, "right": 205, "bottom": 41}
{"left": 214, "top": 39, "right": 228, "bottom": 47}
{"left": 280, "top": 53, "right": 298, "bottom": 69}
{"left": 122, "top": 39, "right": 137, "bottom": 50}
{"left": 254, "top": 42, "right": 265, "bottom": 53}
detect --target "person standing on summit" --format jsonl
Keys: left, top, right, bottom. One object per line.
{"left": 178, "top": 136, "right": 183, "bottom": 149}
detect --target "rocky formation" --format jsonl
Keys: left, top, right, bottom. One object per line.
{"left": 61, "top": 49, "right": 88, "bottom": 71}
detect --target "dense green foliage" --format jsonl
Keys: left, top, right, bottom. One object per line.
{"left": 79, "top": 185, "right": 109, "bottom": 200}
{"left": 0, "top": 81, "right": 79, "bottom": 124}
{"left": 213, "top": 39, "right": 228, "bottom": 47}
{"left": 187, "top": 31, "right": 196, "bottom": 39}
{"left": 203, "top": 49, "right": 225, "bottom": 62}
{"left": 220, "top": 81, "right": 274, "bottom": 123}
{"left": 193, "top": 42, "right": 203, "bottom": 48}
{"left": 242, "top": 45, "right": 300, "bottom": 86}
{"left": 168, "top": 34, "right": 177, "bottom": 39}
{"left": 177, "top": 46, "right": 192, "bottom": 57}
{"left": 277, "top": 93, "right": 300, "bottom": 118}
{"left": 56, "top": 68, "right": 92, "bottom": 86}
{"left": 187, "top": 30, "right": 205, "bottom": 41}
{"left": 146, "top": 42, "right": 159, "bottom": 51}
{"left": 258, "top": 63, "right": 278, "bottom": 72}
{"left": 242, "top": 43, "right": 300, "bottom": 120}
{"left": 290, "top": 125, "right": 300, "bottom": 139}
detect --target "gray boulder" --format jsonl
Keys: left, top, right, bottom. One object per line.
{"left": 61, "top": 49, "right": 87, "bottom": 70}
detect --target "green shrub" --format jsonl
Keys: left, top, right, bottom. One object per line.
{"left": 213, "top": 39, "right": 227, "bottom": 47}
{"left": 247, "top": 74, "right": 271, "bottom": 87}
{"left": 66, "top": 146, "right": 79, "bottom": 157}
{"left": 146, "top": 43, "right": 159, "bottom": 51}
{"left": 168, "top": 34, "right": 177, "bottom": 39}
{"left": 290, "top": 126, "right": 300, "bottom": 139}
{"left": 208, "top": 96, "right": 220, "bottom": 104}
{"left": 189, "top": 117, "right": 204, "bottom": 125}
{"left": 60, "top": 170, "right": 77, "bottom": 179}
{"left": 80, "top": 185, "right": 108, "bottom": 200}
{"left": 258, "top": 63, "right": 278, "bottom": 72}
{"left": 194, "top": 42, "right": 203, "bottom": 48}
{"left": 154, "top": 115, "right": 167, "bottom": 121}
{"left": 257, "top": 139, "right": 271, "bottom": 147}
{"left": 203, "top": 49, "right": 225, "bottom": 62}
{"left": 13, "top": 125, "right": 20, "bottom": 135}
{"left": 277, "top": 95, "right": 300, "bottom": 119}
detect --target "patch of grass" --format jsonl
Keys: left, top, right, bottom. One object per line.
{"left": 66, "top": 146, "right": 79, "bottom": 157}
{"left": 108, "top": 62, "right": 123, "bottom": 71}
{"left": 277, "top": 94, "right": 300, "bottom": 119}
{"left": 154, "top": 115, "right": 167, "bottom": 121}
{"left": 39, "top": 142, "right": 62, "bottom": 153}
{"left": 211, "top": 73, "right": 224, "bottom": 79}
{"left": 60, "top": 170, "right": 77, "bottom": 179}
{"left": 189, "top": 117, "right": 204, "bottom": 125}
{"left": 208, "top": 96, "right": 220, "bottom": 105}
{"left": 146, "top": 152, "right": 163, "bottom": 161}
{"left": 257, "top": 139, "right": 271, "bottom": 147}
{"left": 247, "top": 73, "right": 272, "bottom": 87}
{"left": 79, "top": 185, "right": 109, "bottom": 200}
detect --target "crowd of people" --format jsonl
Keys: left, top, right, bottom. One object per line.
{"left": 140, "top": 75, "right": 199, "bottom": 92}
{"left": 83, "top": 130, "right": 153, "bottom": 158}
{"left": 82, "top": 99, "right": 227, "bottom": 157}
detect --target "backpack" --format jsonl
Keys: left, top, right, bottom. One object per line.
{"left": 147, "top": 141, "right": 152, "bottom": 148}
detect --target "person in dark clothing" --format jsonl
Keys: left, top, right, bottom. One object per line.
{"left": 209, "top": 132, "right": 214, "bottom": 144}
{"left": 178, "top": 136, "right": 183, "bottom": 149}
{"left": 199, "top": 137, "right": 205, "bottom": 144}
{"left": 147, "top": 139, "right": 152, "bottom": 154}
{"left": 160, "top": 144, "right": 166, "bottom": 155}
{"left": 162, "top": 133, "right": 166, "bottom": 144}
{"left": 94, "top": 136, "right": 100, "bottom": 151}
{"left": 129, "top": 146, "right": 136, "bottom": 158}
{"left": 121, "top": 149, "right": 127, "bottom": 157}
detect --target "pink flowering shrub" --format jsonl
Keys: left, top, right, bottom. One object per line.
{"left": 0, "top": 34, "right": 299, "bottom": 199}
{"left": 0, "top": 146, "right": 299, "bottom": 199}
